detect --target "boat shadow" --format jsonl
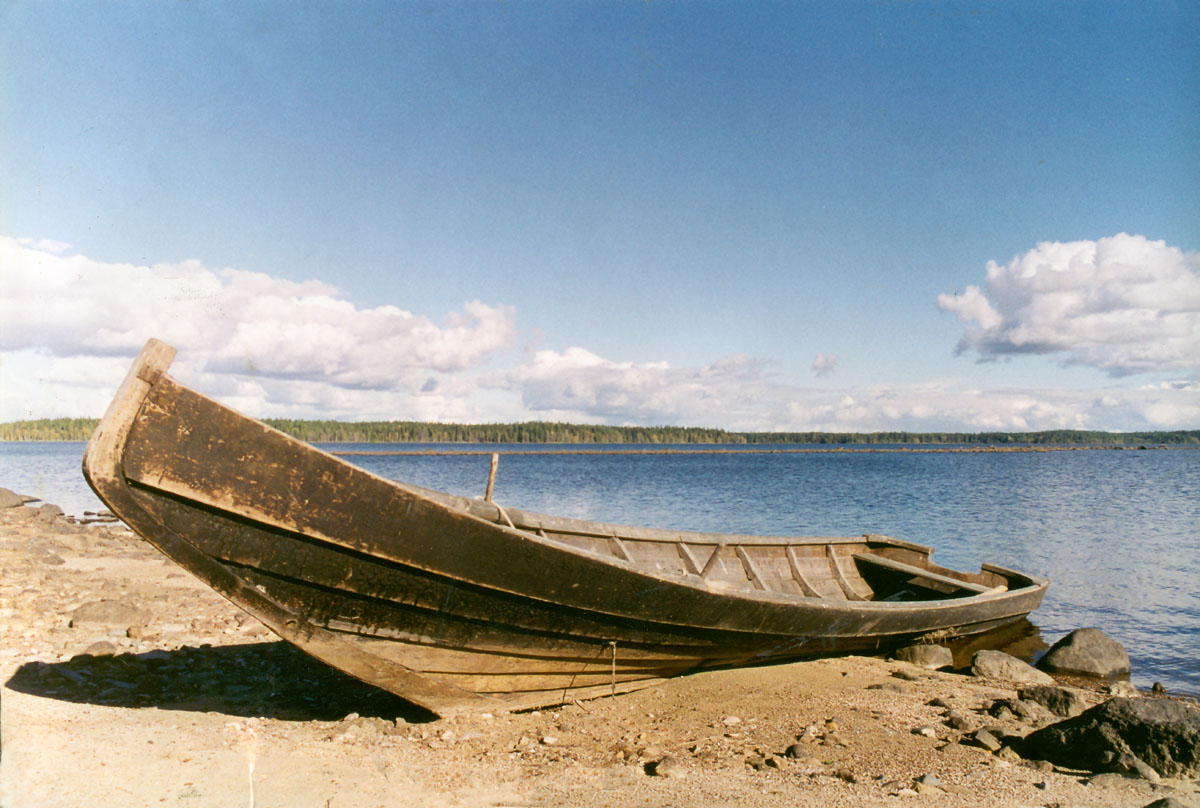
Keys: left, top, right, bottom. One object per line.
{"left": 4, "top": 640, "right": 438, "bottom": 723}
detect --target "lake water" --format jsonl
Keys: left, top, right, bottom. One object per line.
{"left": 2, "top": 441, "right": 1197, "bottom": 696}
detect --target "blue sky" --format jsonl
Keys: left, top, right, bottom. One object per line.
{"left": 2, "top": 1, "right": 1198, "bottom": 431}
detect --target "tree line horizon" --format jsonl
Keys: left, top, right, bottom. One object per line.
{"left": 2, "top": 417, "right": 1197, "bottom": 446}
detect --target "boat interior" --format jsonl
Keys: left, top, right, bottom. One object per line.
{"left": 412, "top": 486, "right": 1014, "bottom": 604}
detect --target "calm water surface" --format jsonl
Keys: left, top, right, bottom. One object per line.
{"left": 2, "top": 441, "right": 1197, "bottom": 696}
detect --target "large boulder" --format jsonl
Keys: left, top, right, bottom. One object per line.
{"left": 1018, "top": 685, "right": 1086, "bottom": 718}
{"left": 0, "top": 487, "right": 24, "bottom": 508}
{"left": 1039, "top": 628, "right": 1130, "bottom": 677}
{"left": 1021, "top": 697, "right": 1200, "bottom": 779}
{"left": 972, "top": 650, "right": 1054, "bottom": 685}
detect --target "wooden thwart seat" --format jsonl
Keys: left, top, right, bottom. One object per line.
{"left": 853, "top": 553, "right": 994, "bottom": 595}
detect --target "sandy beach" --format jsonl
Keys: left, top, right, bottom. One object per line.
{"left": 1, "top": 498, "right": 1196, "bottom": 808}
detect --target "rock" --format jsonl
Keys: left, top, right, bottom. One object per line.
{"left": 1039, "top": 628, "right": 1130, "bottom": 677}
{"left": 1107, "top": 681, "right": 1139, "bottom": 697}
{"left": 989, "top": 697, "right": 1053, "bottom": 724}
{"left": 947, "top": 713, "right": 973, "bottom": 731}
{"left": 866, "top": 682, "right": 905, "bottom": 693}
{"left": 913, "top": 726, "right": 938, "bottom": 738}
{"left": 82, "top": 640, "right": 119, "bottom": 656}
{"left": 1143, "top": 798, "right": 1190, "bottom": 808}
{"left": 744, "top": 754, "right": 768, "bottom": 770}
{"left": 971, "top": 729, "right": 1002, "bottom": 752}
{"left": 1021, "top": 697, "right": 1200, "bottom": 778}
{"left": 996, "top": 745, "right": 1022, "bottom": 762}
{"left": 647, "top": 756, "right": 686, "bottom": 779}
{"left": 1018, "top": 685, "right": 1085, "bottom": 717}
{"left": 35, "top": 503, "right": 66, "bottom": 522}
{"left": 894, "top": 644, "right": 953, "bottom": 670}
{"left": 914, "top": 773, "right": 942, "bottom": 787}
{"left": 1086, "top": 772, "right": 1139, "bottom": 789}
{"left": 1113, "top": 752, "right": 1161, "bottom": 782}
{"left": 69, "top": 600, "right": 149, "bottom": 628}
{"left": 0, "top": 487, "right": 24, "bottom": 508}
{"left": 971, "top": 650, "right": 1054, "bottom": 685}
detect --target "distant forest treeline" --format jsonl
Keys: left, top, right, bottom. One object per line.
{"left": 2, "top": 416, "right": 1198, "bottom": 446}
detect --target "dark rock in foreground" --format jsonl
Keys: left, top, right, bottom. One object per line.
{"left": 1021, "top": 697, "right": 1200, "bottom": 779}
{"left": 1018, "top": 685, "right": 1085, "bottom": 718}
{"left": 1039, "top": 627, "right": 1130, "bottom": 677}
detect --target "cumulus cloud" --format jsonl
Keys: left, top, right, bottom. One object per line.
{"left": 783, "top": 382, "right": 1200, "bottom": 433}
{"left": 0, "top": 236, "right": 517, "bottom": 405}
{"left": 811, "top": 353, "right": 838, "bottom": 377}
{"left": 938, "top": 234, "right": 1200, "bottom": 376}
{"left": 495, "top": 348, "right": 785, "bottom": 428}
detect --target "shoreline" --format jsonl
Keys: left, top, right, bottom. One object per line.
{"left": 2, "top": 495, "right": 1197, "bottom": 807}
{"left": 330, "top": 444, "right": 1196, "bottom": 456}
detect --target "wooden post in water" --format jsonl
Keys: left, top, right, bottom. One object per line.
{"left": 484, "top": 453, "right": 499, "bottom": 501}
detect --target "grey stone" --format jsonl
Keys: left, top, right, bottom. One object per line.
{"left": 972, "top": 650, "right": 1055, "bottom": 685}
{"left": 894, "top": 644, "right": 954, "bottom": 670}
{"left": 1021, "top": 697, "right": 1200, "bottom": 778}
{"left": 0, "top": 487, "right": 23, "bottom": 508}
{"left": 1039, "top": 627, "right": 1130, "bottom": 677}
{"left": 1018, "top": 685, "right": 1085, "bottom": 717}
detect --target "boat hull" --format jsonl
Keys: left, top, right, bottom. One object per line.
{"left": 84, "top": 340, "right": 1049, "bottom": 716}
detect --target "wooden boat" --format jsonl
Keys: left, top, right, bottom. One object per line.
{"left": 84, "top": 339, "right": 1049, "bottom": 716}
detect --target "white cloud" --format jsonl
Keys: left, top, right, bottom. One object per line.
{"left": 498, "top": 348, "right": 782, "bottom": 428}
{"left": 811, "top": 353, "right": 838, "bottom": 377}
{"left": 938, "top": 234, "right": 1200, "bottom": 376}
{"left": 491, "top": 347, "right": 1199, "bottom": 432}
{"left": 0, "top": 236, "right": 518, "bottom": 416}
{"left": 783, "top": 382, "right": 1200, "bottom": 432}
{"left": 2, "top": 236, "right": 1196, "bottom": 432}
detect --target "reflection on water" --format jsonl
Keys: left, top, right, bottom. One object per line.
{"left": 947, "top": 617, "right": 1050, "bottom": 671}
{"left": 1, "top": 441, "right": 1197, "bottom": 695}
